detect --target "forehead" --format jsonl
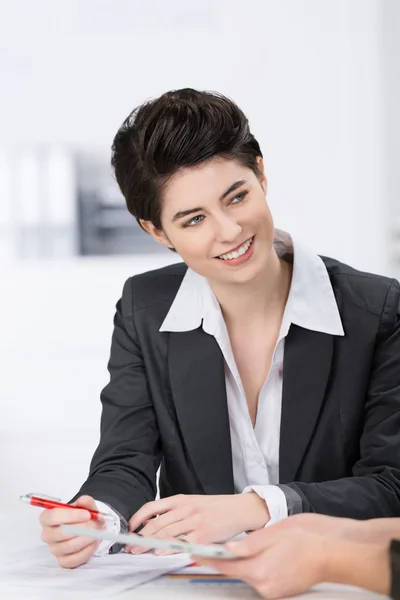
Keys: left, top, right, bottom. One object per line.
{"left": 162, "top": 158, "right": 252, "bottom": 213}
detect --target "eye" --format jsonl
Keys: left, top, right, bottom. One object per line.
{"left": 230, "top": 191, "right": 248, "bottom": 204}
{"left": 182, "top": 214, "right": 204, "bottom": 228}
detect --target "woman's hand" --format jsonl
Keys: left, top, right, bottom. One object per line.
{"left": 126, "top": 493, "right": 270, "bottom": 554}
{"left": 39, "top": 495, "right": 105, "bottom": 568}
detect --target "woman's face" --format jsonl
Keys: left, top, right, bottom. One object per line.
{"left": 143, "top": 157, "right": 275, "bottom": 286}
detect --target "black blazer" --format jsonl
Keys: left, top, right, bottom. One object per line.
{"left": 75, "top": 257, "right": 400, "bottom": 523}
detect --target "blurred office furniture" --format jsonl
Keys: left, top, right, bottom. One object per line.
{"left": 0, "top": 146, "right": 167, "bottom": 261}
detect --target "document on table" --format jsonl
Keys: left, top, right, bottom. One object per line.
{"left": 0, "top": 545, "right": 192, "bottom": 597}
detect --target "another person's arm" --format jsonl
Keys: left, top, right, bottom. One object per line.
{"left": 267, "top": 512, "right": 400, "bottom": 544}
{"left": 195, "top": 515, "right": 400, "bottom": 599}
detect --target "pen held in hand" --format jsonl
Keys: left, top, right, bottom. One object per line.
{"left": 20, "top": 493, "right": 115, "bottom": 522}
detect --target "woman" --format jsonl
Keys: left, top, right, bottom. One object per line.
{"left": 39, "top": 88, "right": 400, "bottom": 569}
{"left": 196, "top": 513, "right": 400, "bottom": 599}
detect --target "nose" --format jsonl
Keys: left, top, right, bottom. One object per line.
{"left": 214, "top": 213, "right": 242, "bottom": 244}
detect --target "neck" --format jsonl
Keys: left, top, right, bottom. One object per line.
{"left": 209, "top": 249, "right": 292, "bottom": 326}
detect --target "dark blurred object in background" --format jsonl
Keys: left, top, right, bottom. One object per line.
{"left": 76, "top": 151, "right": 166, "bottom": 256}
{"left": 0, "top": 147, "right": 167, "bottom": 260}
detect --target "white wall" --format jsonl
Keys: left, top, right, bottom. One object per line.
{"left": 0, "top": 255, "right": 181, "bottom": 508}
{"left": 0, "top": 0, "right": 387, "bottom": 269}
{"left": 0, "top": 0, "right": 396, "bottom": 510}
{"left": 382, "top": 0, "right": 400, "bottom": 270}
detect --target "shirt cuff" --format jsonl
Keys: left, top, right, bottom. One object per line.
{"left": 276, "top": 484, "right": 303, "bottom": 516}
{"left": 93, "top": 500, "right": 121, "bottom": 557}
{"left": 242, "top": 485, "right": 288, "bottom": 526}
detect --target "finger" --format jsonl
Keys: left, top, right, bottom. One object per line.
{"left": 181, "top": 531, "right": 215, "bottom": 546}
{"left": 73, "top": 496, "right": 106, "bottom": 525}
{"left": 51, "top": 536, "right": 100, "bottom": 558}
{"left": 73, "top": 496, "right": 98, "bottom": 510}
{"left": 57, "top": 541, "right": 99, "bottom": 569}
{"left": 127, "top": 544, "right": 151, "bottom": 555}
{"left": 226, "top": 530, "right": 272, "bottom": 557}
{"left": 128, "top": 497, "right": 179, "bottom": 532}
{"left": 139, "top": 512, "right": 189, "bottom": 537}
{"left": 138, "top": 510, "right": 190, "bottom": 537}
{"left": 152, "top": 520, "right": 195, "bottom": 540}
{"left": 41, "top": 525, "right": 75, "bottom": 544}
{"left": 44, "top": 514, "right": 103, "bottom": 543}
{"left": 153, "top": 536, "right": 189, "bottom": 556}
{"left": 125, "top": 530, "right": 149, "bottom": 554}
{"left": 128, "top": 532, "right": 188, "bottom": 556}
{"left": 153, "top": 531, "right": 207, "bottom": 555}
{"left": 154, "top": 548, "right": 178, "bottom": 556}
{"left": 193, "top": 556, "right": 241, "bottom": 576}
{"left": 196, "top": 555, "right": 260, "bottom": 583}
{"left": 126, "top": 505, "right": 189, "bottom": 554}
{"left": 40, "top": 508, "right": 91, "bottom": 528}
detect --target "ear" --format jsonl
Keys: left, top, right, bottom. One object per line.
{"left": 256, "top": 156, "right": 267, "bottom": 194}
{"left": 139, "top": 219, "right": 173, "bottom": 250}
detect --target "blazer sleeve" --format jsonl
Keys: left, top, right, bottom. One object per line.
{"left": 284, "top": 279, "right": 400, "bottom": 518}
{"left": 71, "top": 278, "right": 161, "bottom": 522}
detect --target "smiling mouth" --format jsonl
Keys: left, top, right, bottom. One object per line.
{"left": 217, "top": 236, "right": 254, "bottom": 261}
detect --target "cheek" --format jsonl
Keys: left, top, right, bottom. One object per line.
{"left": 174, "top": 231, "right": 212, "bottom": 259}
{"left": 240, "top": 194, "right": 271, "bottom": 223}
{"left": 255, "top": 202, "right": 273, "bottom": 230}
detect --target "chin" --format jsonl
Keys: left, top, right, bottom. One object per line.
{"left": 222, "top": 261, "right": 263, "bottom": 286}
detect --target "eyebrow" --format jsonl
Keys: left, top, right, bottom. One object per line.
{"left": 171, "top": 180, "right": 247, "bottom": 223}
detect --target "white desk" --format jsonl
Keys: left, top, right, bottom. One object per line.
{"left": 0, "top": 508, "right": 389, "bottom": 599}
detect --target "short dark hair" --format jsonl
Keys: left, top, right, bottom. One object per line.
{"left": 111, "top": 88, "right": 263, "bottom": 231}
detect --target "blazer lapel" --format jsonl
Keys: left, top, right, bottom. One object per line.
{"left": 168, "top": 327, "right": 235, "bottom": 495}
{"left": 280, "top": 324, "right": 334, "bottom": 483}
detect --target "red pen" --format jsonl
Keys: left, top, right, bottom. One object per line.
{"left": 20, "top": 492, "right": 115, "bottom": 522}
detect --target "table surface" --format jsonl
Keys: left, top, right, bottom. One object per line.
{"left": 0, "top": 508, "right": 389, "bottom": 600}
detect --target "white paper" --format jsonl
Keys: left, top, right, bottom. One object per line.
{"left": 0, "top": 545, "right": 191, "bottom": 598}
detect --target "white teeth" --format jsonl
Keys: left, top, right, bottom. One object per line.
{"left": 219, "top": 237, "right": 253, "bottom": 260}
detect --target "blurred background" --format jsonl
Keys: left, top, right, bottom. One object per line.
{"left": 0, "top": 0, "right": 399, "bottom": 544}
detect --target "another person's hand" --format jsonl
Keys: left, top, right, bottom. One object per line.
{"left": 196, "top": 527, "right": 328, "bottom": 598}
{"left": 195, "top": 520, "right": 391, "bottom": 599}
{"left": 39, "top": 495, "right": 105, "bottom": 568}
{"left": 270, "top": 512, "right": 365, "bottom": 541}
{"left": 126, "top": 493, "right": 270, "bottom": 554}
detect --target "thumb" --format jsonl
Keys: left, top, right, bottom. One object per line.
{"left": 226, "top": 529, "right": 271, "bottom": 557}
{"left": 73, "top": 496, "right": 106, "bottom": 528}
{"left": 73, "top": 495, "right": 98, "bottom": 511}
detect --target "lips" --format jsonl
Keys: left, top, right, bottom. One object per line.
{"left": 217, "top": 236, "right": 254, "bottom": 261}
